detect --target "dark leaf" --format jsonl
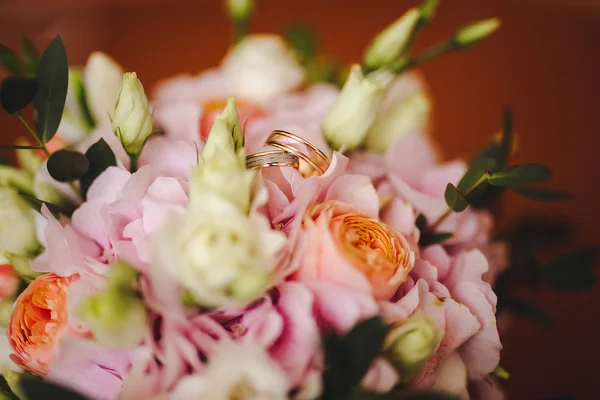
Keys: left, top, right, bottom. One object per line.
{"left": 18, "top": 193, "right": 72, "bottom": 216}
{"left": 444, "top": 183, "right": 468, "bottom": 212}
{"left": 21, "top": 39, "right": 39, "bottom": 76}
{"left": 322, "top": 317, "right": 387, "bottom": 400}
{"left": 19, "top": 375, "right": 88, "bottom": 400}
{"left": 469, "top": 182, "right": 505, "bottom": 209}
{"left": 497, "top": 297, "right": 553, "bottom": 327}
{"left": 511, "top": 186, "right": 572, "bottom": 202}
{"left": 80, "top": 138, "right": 117, "bottom": 199}
{"left": 47, "top": 150, "right": 89, "bottom": 182}
{"left": 0, "top": 77, "right": 37, "bottom": 114}
{"left": 32, "top": 35, "right": 69, "bottom": 143}
{"left": 0, "top": 45, "right": 23, "bottom": 76}
{"left": 488, "top": 164, "right": 552, "bottom": 187}
{"left": 0, "top": 144, "right": 44, "bottom": 150}
{"left": 356, "top": 391, "right": 458, "bottom": 400}
{"left": 415, "top": 213, "right": 427, "bottom": 232}
{"left": 419, "top": 232, "right": 453, "bottom": 247}
{"left": 285, "top": 23, "right": 317, "bottom": 65}
{"left": 498, "top": 107, "right": 513, "bottom": 168}
{"left": 541, "top": 246, "right": 598, "bottom": 292}
{"left": 457, "top": 157, "right": 495, "bottom": 193}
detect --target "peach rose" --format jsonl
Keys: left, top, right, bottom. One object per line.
{"left": 8, "top": 273, "right": 75, "bottom": 376}
{"left": 295, "top": 200, "right": 415, "bottom": 300}
{"left": 0, "top": 264, "right": 19, "bottom": 300}
{"left": 199, "top": 98, "right": 265, "bottom": 140}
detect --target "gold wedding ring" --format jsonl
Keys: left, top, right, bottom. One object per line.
{"left": 246, "top": 150, "right": 300, "bottom": 170}
{"left": 266, "top": 130, "right": 330, "bottom": 177}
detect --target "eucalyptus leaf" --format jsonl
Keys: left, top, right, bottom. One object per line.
{"left": 19, "top": 375, "right": 88, "bottom": 400}
{"left": 32, "top": 35, "right": 69, "bottom": 143}
{"left": 21, "top": 39, "right": 39, "bottom": 76}
{"left": 0, "top": 77, "right": 37, "bottom": 114}
{"left": 496, "top": 297, "right": 553, "bottom": 327}
{"left": 0, "top": 45, "right": 23, "bottom": 76}
{"left": 419, "top": 232, "right": 453, "bottom": 247}
{"left": 444, "top": 183, "right": 468, "bottom": 212}
{"left": 18, "top": 192, "right": 72, "bottom": 216}
{"left": 498, "top": 107, "right": 513, "bottom": 168}
{"left": 47, "top": 149, "right": 89, "bottom": 182}
{"left": 415, "top": 213, "right": 427, "bottom": 232}
{"left": 511, "top": 186, "right": 572, "bottom": 202}
{"left": 541, "top": 246, "right": 598, "bottom": 292}
{"left": 80, "top": 138, "right": 117, "bottom": 199}
{"left": 457, "top": 157, "right": 495, "bottom": 193}
{"left": 322, "top": 317, "right": 387, "bottom": 400}
{"left": 488, "top": 164, "right": 551, "bottom": 187}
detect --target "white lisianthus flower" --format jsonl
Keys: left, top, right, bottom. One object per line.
{"left": 363, "top": 8, "right": 421, "bottom": 70}
{"left": 190, "top": 96, "right": 253, "bottom": 213}
{"left": 0, "top": 187, "right": 38, "bottom": 256}
{"left": 364, "top": 90, "right": 430, "bottom": 152}
{"left": 155, "top": 199, "right": 286, "bottom": 309}
{"left": 221, "top": 34, "right": 305, "bottom": 104}
{"left": 170, "top": 343, "right": 287, "bottom": 400}
{"left": 323, "top": 64, "right": 393, "bottom": 151}
{"left": 111, "top": 72, "right": 154, "bottom": 157}
{"left": 84, "top": 52, "right": 124, "bottom": 123}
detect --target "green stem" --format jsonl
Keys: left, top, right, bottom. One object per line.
{"left": 16, "top": 113, "right": 50, "bottom": 156}
{"left": 233, "top": 19, "right": 249, "bottom": 44}
{"left": 129, "top": 154, "right": 139, "bottom": 173}
{"left": 393, "top": 40, "right": 457, "bottom": 74}
{"left": 429, "top": 172, "right": 490, "bottom": 232}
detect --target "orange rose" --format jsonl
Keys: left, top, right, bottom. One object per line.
{"left": 295, "top": 200, "right": 415, "bottom": 300}
{"left": 8, "top": 273, "right": 75, "bottom": 376}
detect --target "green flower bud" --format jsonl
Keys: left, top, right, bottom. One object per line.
{"left": 15, "top": 139, "right": 42, "bottom": 177}
{"left": 384, "top": 314, "right": 442, "bottom": 380}
{"left": 226, "top": 0, "right": 254, "bottom": 21}
{"left": 79, "top": 289, "right": 147, "bottom": 349}
{"left": 111, "top": 72, "right": 153, "bottom": 157}
{"left": 363, "top": 8, "right": 421, "bottom": 70}
{"left": 4, "top": 252, "right": 40, "bottom": 283}
{"left": 323, "top": 65, "right": 393, "bottom": 151}
{"left": 419, "top": 0, "right": 439, "bottom": 25}
{"left": 0, "top": 166, "right": 34, "bottom": 196}
{"left": 3, "top": 369, "right": 26, "bottom": 399}
{"left": 455, "top": 18, "right": 501, "bottom": 48}
{"left": 0, "top": 301, "right": 12, "bottom": 327}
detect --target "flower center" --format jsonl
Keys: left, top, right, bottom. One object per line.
{"left": 228, "top": 377, "right": 257, "bottom": 400}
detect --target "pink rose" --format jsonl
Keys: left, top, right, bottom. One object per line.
{"left": 294, "top": 200, "right": 415, "bottom": 301}
{"left": 0, "top": 264, "right": 19, "bottom": 300}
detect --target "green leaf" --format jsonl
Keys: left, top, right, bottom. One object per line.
{"left": 32, "top": 35, "right": 69, "bottom": 143}
{"left": 21, "top": 39, "right": 39, "bottom": 76}
{"left": 457, "top": 157, "right": 496, "bottom": 193}
{"left": 541, "top": 246, "right": 598, "bottom": 292}
{"left": 510, "top": 186, "right": 572, "bottom": 202}
{"left": 322, "top": 317, "right": 387, "bottom": 400}
{"left": 0, "top": 77, "right": 38, "bottom": 114}
{"left": 419, "top": 232, "right": 453, "bottom": 247}
{"left": 488, "top": 164, "right": 552, "bottom": 187}
{"left": 80, "top": 138, "right": 117, "bottom": 199}
{"left": 415, "top": 213, "right": 427, "bottom": 232}
{"left": 498, "top": 107, "right": 513, "bottom": 168}
{"left": 444, "top": 183, "right": 468, "bottom": 212}
{"left": 0, "top": 45, "right": 23, "bottom": 76}
{"left": 469, "top": 182, "right": 505, "bottom": 209}
{"left": 285, "top": 23, "right": 317, "bottom": 65}
{"left": 497, "top": 297, "right": 553, "bottom": 327}
{"left": 18, "top": 192, "right": 72, "bottom": 216}
{"left": 19, "top": 375, "right": 88, "bottom": 400}
{"left": 47, "top": 149, "right": 89, "bottom": 182}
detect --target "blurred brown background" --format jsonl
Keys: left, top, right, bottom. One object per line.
{"left": 1, "top": 0, "right": 599, "bottom": 398}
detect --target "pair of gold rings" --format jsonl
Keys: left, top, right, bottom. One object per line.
{"left": 246, "top": 130, "right": 330, "bottom": 177}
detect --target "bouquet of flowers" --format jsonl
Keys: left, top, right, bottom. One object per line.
{"left": 0, "top": 0, "right": 595, "bottom": 399}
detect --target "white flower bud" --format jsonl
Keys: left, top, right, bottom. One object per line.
{"left": 364, "top": 90, "right": 430, "bottom": 152}
{"left": 455, "top": 18, "right": 501, "bottom": 47}
{"left": 323, "top": 64, "right": 393, "bottom": 151}
{"left": 226, "top": 0, "right": 254, "bottom": 21}
{"left": 84, "top": 52, "right": 124, "bottom": 124}
{"left": 111, "top": 72, "right": 153, "bottom": 157}
{"left": 363, "top": 8, "right": 421, "bottom": 70}
{"left": 0, "top": 187, "right": 38, "bottom": 256}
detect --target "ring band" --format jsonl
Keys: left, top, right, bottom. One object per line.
{"left": 246, "top": 150, "right": 300, "bottom": 170}
{"left": 266, "top": 130, "right": 330, "bottom": 177}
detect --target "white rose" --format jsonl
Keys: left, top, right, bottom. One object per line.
{"left": 155, "top": 200, "right": 286, "bottom": 309}
{"left": 170, "top": 343, "right": 287, "bottom": 400}
{"left": 0, "top": 187, "right": 38, "bottom": 256}
{"left": 221, "top": 34, "right": 305, "bottom": 104}
{"left": 323, "top": 64, "right": 393, "bottom": 151}
{"left": 111, "top": 72, "right": 153, "bottom": 157}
